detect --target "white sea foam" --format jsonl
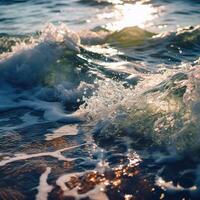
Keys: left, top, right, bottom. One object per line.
{"left": 1, "top": 23, "right": 80, "bottom": 60}
{"left": 0, "top": 23, "right": 80, "bottom": 87}
{"left": 156, "top": 177, "right": 197, "bottom": 192}
{"left": 41, "top": 23, "right": 80, "bottom": 52}
{"left": 0, "top": 143, "right": 87, "bottom": 167}
{"left": 0, "top": 97, "right": 82, "bottom": 132}
{"left": 79, "top": 63, "right": 200, "bottom": 153}
{"left": 55, "top": 145, "right": 109, "bottom": 199}
{"left": 36, "top": 167, "right": 53, "bottom": 200}
{"left": 79, "top": 72, "right": 166, "bottom": 121}
{"left": 18, "top": 99, "right": 82, "bottom": 123}
{"left": 45, "top": 125, "right": 79, "bottom": 141}
{"left": 56, "top": 172, "right": 108, "bottom": 200}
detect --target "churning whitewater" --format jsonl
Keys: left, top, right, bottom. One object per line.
{"left": 0, "top": 0, "right": 200, "bottom": 200}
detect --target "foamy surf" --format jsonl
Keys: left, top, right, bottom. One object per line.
{"left": 36, "top": 167, "right": 53, "bottom": 200}
{"left": 0, "top": 6, "right": 200, "bottom": 198}
{"left": 45, "top": 125, "right": 79, "bottom": 141}
{"left": 80, "top": 64, "right": 200, "bottom": 153}
{"left": 0, "top": 143, "right": 87, "bottom": 167}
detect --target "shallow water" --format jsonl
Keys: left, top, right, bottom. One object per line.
{"left": 0, "top": 0, "right": 200, "bottom": 200}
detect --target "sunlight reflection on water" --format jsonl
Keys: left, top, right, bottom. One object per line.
{"left": 98, "top": 2, "right": 160, "bottom": 31}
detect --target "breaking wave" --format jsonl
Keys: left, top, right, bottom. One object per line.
{"left": 0, "top": 23, "right": 200, "bottom": 200}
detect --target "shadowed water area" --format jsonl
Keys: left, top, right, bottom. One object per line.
{"left": 0, "top": 0, "right": 200, "bottom": 200}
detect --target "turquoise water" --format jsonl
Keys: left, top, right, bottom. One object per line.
{"left": 0, "top": 0, "right": 200, "bottom": 200}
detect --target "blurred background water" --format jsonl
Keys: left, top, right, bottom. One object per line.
{"left": 0, "top": 0, "right": 199, "bottom": 34}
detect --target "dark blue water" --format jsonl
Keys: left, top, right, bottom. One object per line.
{"left": 0, "top": 0, "right": 200, "bottom": 200}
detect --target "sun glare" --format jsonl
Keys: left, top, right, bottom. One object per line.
{"left": 100, "top": 2, "right": 158, "bottom": 31}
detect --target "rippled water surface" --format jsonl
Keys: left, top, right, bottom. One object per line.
{"left": 0, "top": 0, "right": 200, "bottom": 200}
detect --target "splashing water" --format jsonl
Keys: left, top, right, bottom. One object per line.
{"left": 0, "top": 1, "right": 200, "bottom": 200}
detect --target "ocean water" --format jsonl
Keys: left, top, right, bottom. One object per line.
{"left": 0, "top": 0, "right": 200, "bottom": 199}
